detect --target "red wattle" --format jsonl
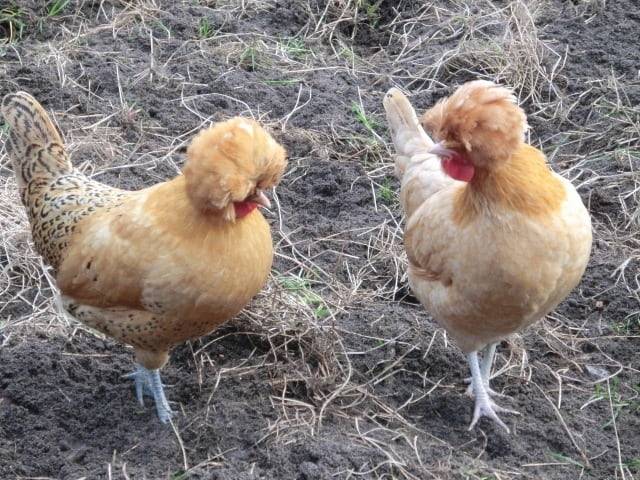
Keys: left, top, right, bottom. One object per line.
{"left": 233, "top": 201, "right": 259, "bottom": 219}
{"left": 442, "top": 157, "right": 475, "bottom": 182}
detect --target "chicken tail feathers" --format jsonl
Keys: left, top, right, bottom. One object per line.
{"left": 383, "top": 88, "right": 435, "bottom": 178}
{"left": 383, "top": 88, "right": 455, "bottom": 219}
{"left": 2, "top": 91, "right": 72, "bottom": 188}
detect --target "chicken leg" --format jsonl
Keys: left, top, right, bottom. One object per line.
{"left": 480, "top": 342, "right": 497, "bottom": 383}
{"left": 62, "top": 297, "right": 173, "bottom": 423}
{"left": 467, "top": 351, "right": 519, "bottom": 433}
{"left": 465, "top": 342, "right": 506, "bottom": 397}
{"left": 125, "top": 365, "right": 173, "bottom": 423}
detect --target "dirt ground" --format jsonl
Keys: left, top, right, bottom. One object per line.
{"left": 0, "top": 1, "right": 638, "bottom": 479}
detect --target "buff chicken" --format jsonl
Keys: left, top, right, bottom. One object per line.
{"left": 383, "top": 81, "right": 592, "bottom": 432}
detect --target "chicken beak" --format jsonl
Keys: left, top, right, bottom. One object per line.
{"left": 248, "top": 189, "right": 271, "bottom": 209}
{"left": 428, "top": 142, "right": 454, "bottom": 159}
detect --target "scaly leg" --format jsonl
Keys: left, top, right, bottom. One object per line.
{"left": 480, "top": 342, "right": 497, "bottom": 384}
{"left": 465, "top": 342, "right": 506, "bottom": 397}
{"left": 467, "top": 351, "right": 519, "bottom": 433}
{"left": 124, "top": 364, "right": 173, "bottom": 423}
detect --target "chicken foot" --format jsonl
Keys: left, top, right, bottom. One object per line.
{"left": 467, "top": 351, "right": 520, "bottom": 433}
{"left": 124, "top": 365, "right": 173, "bottom": 423}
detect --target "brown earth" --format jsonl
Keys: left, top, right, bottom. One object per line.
{"left": 0, "top": 1, "right": 638, "bottom": 479}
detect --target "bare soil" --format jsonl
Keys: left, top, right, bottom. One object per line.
{"left": 0, "top": 1, "right": 638, "bottom": 479}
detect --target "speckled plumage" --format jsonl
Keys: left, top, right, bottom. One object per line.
{"left": 23, "top": 173, "right": 126, "bottom": 270}
{"left": 3, "top": 92, "right": 126, "bottom": 270}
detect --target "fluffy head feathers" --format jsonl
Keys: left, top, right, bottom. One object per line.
{"left": 421, "top": 80, "right": 528, "bottom": 170}
{"left": 184, "top": 117, "right": 287, "bottom": 220}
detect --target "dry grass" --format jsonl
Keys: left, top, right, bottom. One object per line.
{"left": 1, "top": 0, "right": 639, "bottom": 479}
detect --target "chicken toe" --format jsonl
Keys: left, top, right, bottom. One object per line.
{"left": 126, "top": 365, "right": 173, "bottom": 423}
{"left": 123, "top": 366, "right": 154, "bottom": 404}
{"left": 465, "top": 383, "right": 510, "bottom": 399}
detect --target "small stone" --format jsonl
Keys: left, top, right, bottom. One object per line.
{"left": 586, "top": 364, "right": 609, "bottom": 380}
{"left": 68, "top": 446, "right": 88, "bottom": 463}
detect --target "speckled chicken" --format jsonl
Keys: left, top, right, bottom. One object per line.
{"left": 2, "top": 92, "right": 287, "bottom": 423}
{"left": 383, "top": 82, "right": 592, "bottom": 432}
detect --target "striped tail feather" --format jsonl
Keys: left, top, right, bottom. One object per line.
{"left": 1, "top": 91, "right": 71, "bottom": 188}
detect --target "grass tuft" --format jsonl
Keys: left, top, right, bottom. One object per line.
{"left": 46, "top": 0, "right": 70, "bottom": 17}
{"left": 351, "top": 101, "right": 381, "bottom": 136}
{"left": 281, "top": 37, "right": 311, "bottom": 60}
{"left": 377, "top": 177, "right": 396, "bottom": 205}
{"left": 238, "top": 41, "right": 267, "bottom": 71}
{"left": 197, "top": 17, "right": 214, "bottom": 39}
{"left": 358, "top": 0, "right": 383, "bottom": 28}
{"left": 0, "top": 4, "right": 25, "bottom": 42}
{"left": 278, "top": 274, "right": 330, "bottom": 319}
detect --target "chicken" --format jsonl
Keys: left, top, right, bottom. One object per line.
{"left": 2, "top": 91, "right": 287, "bottom": 423}
{"left": 383, "top": 81, "right": 592, "bottom": 433}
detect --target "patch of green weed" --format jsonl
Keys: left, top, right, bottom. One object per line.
{"left": 239, "top": 42, "right": 267, "bottom": 71}
{"left": 282, "top": 37, "right": 311, "bottom": 59}
{"left": 0, "top": 5, "right": 25, "bottom": 42}
{"left": 612, "top": 312, "right": 639, "bottom": 335}
{"left": 351, "top": 102, "right": 381, "bottom": 136}
{"left": 278, "top": 275, "right": 330, "bottom": 320}
{"left": 357, "top": 0, "right": 383, "bottom": 28}
{"left": 549, "top": 452, "right": 587, "bottom": 469}
{"left": 264, "top": 78, "right": 302, "bottom": 86}
{"left": 153, "top": 20, "right": 171, "bottom": 38}
{"left": 377, "top": 177, "right": 396, "bottom": 204}
{"left": 46, "top": 0, "right": 69, "bottom": 17}
{"left": 198, "top": 18, "right": 214, "bottom": 39}
{"left": 592, "top": 378, "right": 640, "bottom": 429}
{"left": 337, "top": 41, "right": 356, "bottom": 63}
{"left": 624, "top": 458, "right": 640, "bottom": 472}
{"left": 170, "top": 471, "right": 188, "bottom": 480}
